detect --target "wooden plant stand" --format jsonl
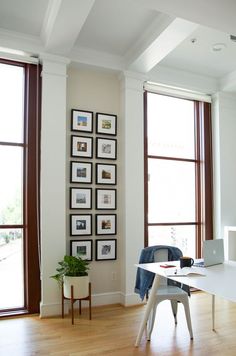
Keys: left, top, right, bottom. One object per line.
{"left": 62, "top": 282, "right": 92, "bottom": 324}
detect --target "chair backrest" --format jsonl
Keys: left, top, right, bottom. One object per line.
{"left": 135, "top": 244, "right": 184, "bottom": 300}
{"left": 154, "top": 248, "right": 169, "bottom": 286}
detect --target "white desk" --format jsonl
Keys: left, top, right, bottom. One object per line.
{"left": 135, "top": 261, "right": 236, "bottom": 347}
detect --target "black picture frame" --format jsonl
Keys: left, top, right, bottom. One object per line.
{"left": 70, "top": 214, "right": 92, "bottom": 236}
{"left": 70, "top": 187, "right": 92, "bottom": 209}
{"left": 71, "top": 135, "right": 93, "bottom": 158}
{"left": 70, "top": 161, "right": 93, "bottom": 184}
{"left": 96, "top": 188, "right": 116, "bottom": 210}
{"left": 96, "top": 112, "right": 117, "bottom": 136}
{"left": 96, "top": 214, "right": 117, "bottom": 235}
{"left": 96, "top": 137, "right": 117, "bottom": 160}
{"left": 71, "top": 109, "right": 93, "bottom": 133}
{"left": 70, "top": 239, "right": 93, "bottom": 261}
{"left": 96, "top": 163, "right": 116, "bottom": 185}
{"left": 95, "top": 239, "right": 117, "bottom": 260}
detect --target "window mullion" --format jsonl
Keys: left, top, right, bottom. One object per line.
{"left": 145, "top": 90, "right": 212, "bottom": 258}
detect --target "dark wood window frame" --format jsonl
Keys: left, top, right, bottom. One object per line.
{"left": 0, "top": 58, "right": 41, "bottom": 316}
{"left": 144, "top": 91, "right": 213, "bottom": 257}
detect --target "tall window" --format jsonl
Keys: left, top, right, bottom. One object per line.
{"left": 144, "top": 91, "right": 213, "bottom": 257}
{"left": 0, "top": 59, "right": 41, "bottom": 315}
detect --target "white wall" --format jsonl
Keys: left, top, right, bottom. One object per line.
{"left": 119, "top": 72, "right": 146, "bottom": 305}
{"left": 212, "top": 92, "right": 236, "bottom": 237}
{"left": 40, "top": 56, "right": 69, "bottom": 317}
{"left": 40, "top": 62, "right": 146, "bottom": 316}
{"left": 66, "top": 65, "right": 122, "bottom": 306}
{"left": 39, "top": 58, "right": 236, "bottom": 316}
{"left": 149, "top": 65, "right": 219, "bottom": 94}
{"left": 65, "top": 68, "right": 149, "bottom": 307}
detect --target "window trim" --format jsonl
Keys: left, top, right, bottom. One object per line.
{"left": 144, "top": 91, "right": 213, "bottom": 257}
{"left": 0, "top": 58, "right": 41, "bottom": 315}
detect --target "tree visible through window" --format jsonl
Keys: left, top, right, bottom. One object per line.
{"left": 0, "top": 63, "right": 24, "bottom": 310}
{"left": 0, "top": 59, "right": 41, "bottom": 315}
{"left": 144, "top": 91, "right": 213, "bottom": 257}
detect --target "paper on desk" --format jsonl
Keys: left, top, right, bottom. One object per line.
{"left": 165, "top": 267, "right": 206, "bottom": 277}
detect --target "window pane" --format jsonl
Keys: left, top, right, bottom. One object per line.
{"left": 0, "top": 146, "right": 23, "bottom": 225}
{"left": 0, "top": 63, "right": 24, "bottom": 143}
{"left": 148, "top": 158, "right": 195, "bottom": 223}
{"left": 0, "top": 229, "right": 24, "bottom": 309}
{"left": 148, "top": 225, "right": 196, "bottom": 257}
{"left": 147, "top": 93, "right": 195, "bottom": 159}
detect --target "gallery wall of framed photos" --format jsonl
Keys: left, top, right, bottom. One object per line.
{"left": 69, "top": 109, "right": 118, "bottom": 262}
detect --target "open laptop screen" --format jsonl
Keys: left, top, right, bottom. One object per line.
{"left": 203, "top": 239, "right": 224, "bottom": 267}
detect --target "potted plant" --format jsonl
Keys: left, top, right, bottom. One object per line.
{"left": 51, "top": 255, "right": 90, "bottom": 299}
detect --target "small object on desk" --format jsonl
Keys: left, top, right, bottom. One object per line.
{"left": 180, "top": 256, "right": 194, "bottom": 268}
{"left": 165, "top": 267, "right": 206, "bottom": 277}
{"left": 160, "top": 264, "right": 177, "bottom": 268}
{"left": 194, "top": 259, "right": 205, "bottom": 267}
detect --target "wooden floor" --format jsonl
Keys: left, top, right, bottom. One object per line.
{"left": 1, "top": 292, "right": 236, "bottom": 355}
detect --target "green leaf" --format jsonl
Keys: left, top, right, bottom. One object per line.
{"left": 50, "top": 255, "right": 90, "bottom": 284}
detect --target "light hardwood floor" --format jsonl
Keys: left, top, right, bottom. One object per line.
{"left": 1, "top": 292, "right": 236, "bottom": 355}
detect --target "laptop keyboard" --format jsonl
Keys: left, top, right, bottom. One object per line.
{"left": 193, "top": 260, "right": 205, "bottom": 267}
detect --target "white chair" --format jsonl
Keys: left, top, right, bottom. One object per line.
{"left": 146, "top": 248, "right": 193, "bottom": 340}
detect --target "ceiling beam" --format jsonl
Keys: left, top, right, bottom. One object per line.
{"left": 127, "top": 17, "right": 198, "bottom": 73}
{"left": 220, "top": 70, "right": 236, "bottom": 92}
{"left": 41, "top": 0, "right": 95, "bottom": 55}
{"left": 135, "top": 0, "right": 236, "bottom": 36}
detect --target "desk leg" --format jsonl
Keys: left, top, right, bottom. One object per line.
{"left": 135, "top": 274, "right": 161, "bottom": 347}
{"left": 212, "top": 294, "right": 215, "bottom": 331}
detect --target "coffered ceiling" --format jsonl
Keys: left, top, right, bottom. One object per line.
{"left": 1, "top": 0, "right": 236, "bottom": 91}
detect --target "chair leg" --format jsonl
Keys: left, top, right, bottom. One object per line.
{"left": 212, "top": 294, "right": 215, "bottom": 331}
{"left": 79, "top": 300, "right": 82, "bottom": 315}
{"left": 146, "top": 302, "right": 158, "bottom": 341}
{"left": 71, "top": 285, "right": 74, "bottom": 325}
{"left": 170, "top": 300, "right": 178, "bottom": 325}
{"left": 183, "top": 298, "right": 193, "bottom": 339}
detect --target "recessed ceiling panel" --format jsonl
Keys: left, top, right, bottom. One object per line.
{"left": 75, "top": 0, "right": 157, "bottom": 56}
{"left": 159, "top": 25, "right": 236, "bottom": 78}
{"left": 0, "top": 0, "right": 49, "bottom": 36}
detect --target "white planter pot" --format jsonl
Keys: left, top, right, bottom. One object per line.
{"left": 63, "top": 275, "right": 89, "bottom": 299}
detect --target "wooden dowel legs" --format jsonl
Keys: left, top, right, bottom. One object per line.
{"left": 89, "top": 282, "right": 92, "bottom": 320}
{"left": 61, "top": 282, "right": 92, "bottom": 324}
{"left": 71, "top": 285, "right": 74, "bottom": 325}
{"left": 62, "top": 283, "right": 64, "bottom": 319}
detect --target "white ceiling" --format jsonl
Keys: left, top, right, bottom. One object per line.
{"left": 1, "top": 0, "right": 236, "bottom": 91}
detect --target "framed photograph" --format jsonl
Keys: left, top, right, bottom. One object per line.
{"left": 70, "top": 188, "right": 92, "bottom": 209}
{"left": 70, "top": 240, "right": 93, "bottom": 261}
{"left": 70, "top": 161, "right": 92, "bottom": 184}
{"left": 96, "top": 189, "right": 116, "bottom": 210}
{"left": 96, "top": 214, "right": 116, "bottom": 235}
{"left": 96, "top": 138, "right": 117, "bottom": 160}
{"left": 71, "top": 135, "right": 93, "bottom": 158}
{"left": 71, "top": 109, "right": 93, "bottom": 133}
{"left": 95, "top": 239, "right": 117, "bottom": 260}
{"left": 70, "top": 214, "right": 92, "bottom": 236}
{"left": 96, "top": 112, "right": 117, "bottom": 136}
{"left": 96, "top": 163, "right": 116, "bottom": 185}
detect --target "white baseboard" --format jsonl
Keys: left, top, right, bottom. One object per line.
{"left": 40, "top": 301, "right": 68, "bottom": 318}
{"left": 120, "top": 292, "right": 144, "bottom": 306}
{"left": 40, "top": 291, "right": 124, "bottom": 317}
{"left": 90, "top": 291, "right": 121, "bottom": 306}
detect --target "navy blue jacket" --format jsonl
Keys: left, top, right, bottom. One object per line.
{"left": 134, "top": 245, "right": 189, "bottom": 300}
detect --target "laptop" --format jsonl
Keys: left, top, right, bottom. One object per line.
{"left": 203, "top": 239, "right": 225, "bottom": 267}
